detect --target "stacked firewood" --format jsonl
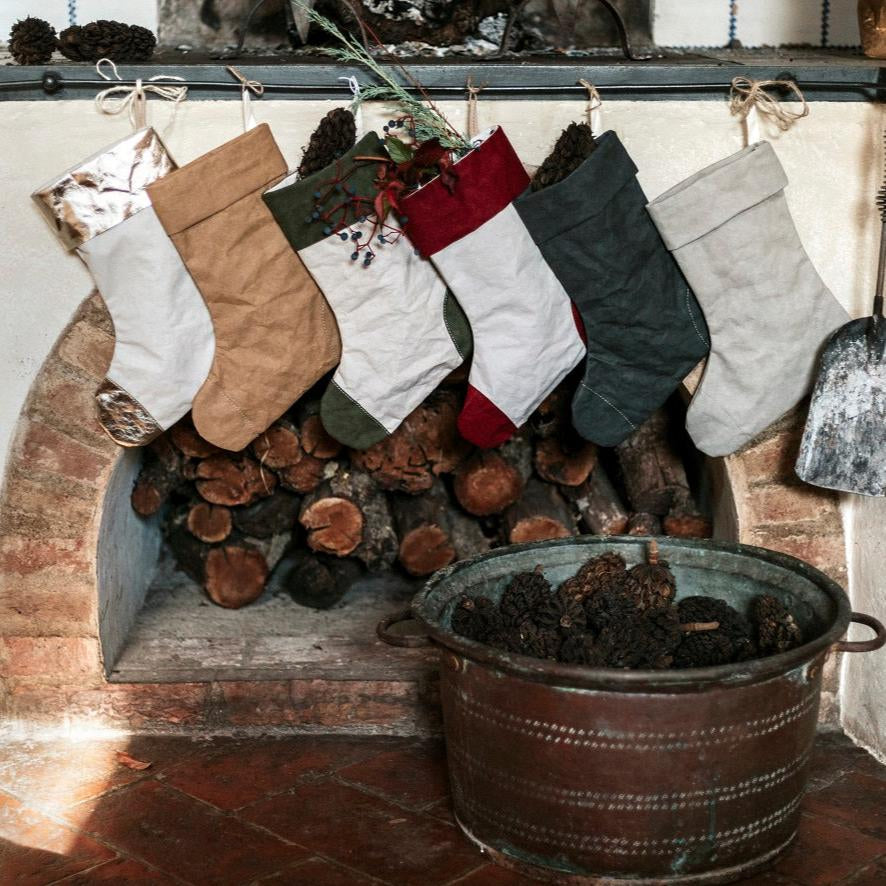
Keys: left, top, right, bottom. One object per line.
{"left": 131, "top": 380, "right": 711, "bottom": 610}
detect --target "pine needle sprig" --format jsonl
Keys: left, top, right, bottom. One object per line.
{"left": 291, "top": 1, "right": 470, "bottom": 153}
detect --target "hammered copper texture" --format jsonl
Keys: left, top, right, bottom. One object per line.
{"left": 95, "top": 378, "right": 163, "bottom": 447}
{"left": 441, "top": 656, "right": 822, "bottom": 882}
{"left": 32, "top": 128, "right": 175, "bottom": 250}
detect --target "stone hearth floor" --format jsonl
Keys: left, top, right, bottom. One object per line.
{"left": 0, "top": 731, "right": 883, "bottom": 884}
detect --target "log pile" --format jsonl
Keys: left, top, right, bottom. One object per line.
{"left": 132, "top": 386, "right": 711, "bottom": 610}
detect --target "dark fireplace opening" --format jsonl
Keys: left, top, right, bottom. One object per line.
{"left": 104, "top": 375, "right": 712, "bottom": 684}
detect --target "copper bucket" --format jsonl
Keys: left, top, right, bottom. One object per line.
{"left": 385, "top": 536, "right": 885, "bottom": 884}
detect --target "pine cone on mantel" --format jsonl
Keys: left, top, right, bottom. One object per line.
{"left": 8, "top": 16, "right": 57, "bottom": 65}
{"left": 58, "top": 20, "right": 156, "bottom": 63}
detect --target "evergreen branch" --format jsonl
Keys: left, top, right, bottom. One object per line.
{"left": 291, "top": 1, "right": 470, "bottom": 153}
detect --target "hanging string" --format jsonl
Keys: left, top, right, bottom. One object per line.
{"left": 578, "top": 78, "right": 603, "bottom": 135}
{"left": 465, "top": 76, "right": 485, "bottom": 140}
{"left": 226, "top": 65, "right": 264, "bottom": 131}
{"left": 729, "top": 76, "right": 809, "bottom": 146}
{"left": 338, "top": 75, "right": 364, "bottom": 136}
{"left": 95, "top": 58, "right": 187, "bottom": 131}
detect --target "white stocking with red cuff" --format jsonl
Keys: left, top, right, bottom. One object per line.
{"left": 401, "top": 127, "right": 586, "bottom": 449}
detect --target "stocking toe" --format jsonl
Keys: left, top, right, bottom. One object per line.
{"left": 95, "top": 379, "right": 163, "bottom": 447}
{"left": 321, "top": 382, "right": 389, "bottom": 450}
{"left": 571, "top": 380, "right": 638, "bottom": 448}
{"left": 458, "top": 386, "right": 517, "bottom": 448}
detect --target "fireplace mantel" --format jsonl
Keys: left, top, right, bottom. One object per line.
{"left": 0, "top": 49, "right": 883, "bottom": 103}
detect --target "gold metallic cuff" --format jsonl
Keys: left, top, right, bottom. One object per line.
{"left": 32, "top": 128, "right": 175, "bottom": 250}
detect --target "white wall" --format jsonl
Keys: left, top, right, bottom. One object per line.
{"left": 843, "top": 495, "right": 886, "bottom": 760}
{"left": 0, "top": 1, "right": 158, "bottom": 38}
{"left": 0, "top": 93, "right": 882, "bottom": 747}
{"left": 655, "top": 0, "right": 860, "bottom": 48}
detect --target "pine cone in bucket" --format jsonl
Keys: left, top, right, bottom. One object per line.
{"left": 625, "top": 540, "right": 677, "bottom": 611}
{"left": 559, "top": 551, "right": 627, "bottom": 601}
{"left": 752, "top": 594, "right": 803, "bottom": 655}
{"left": 673, "top": 629, "right": 735, "bottom": 668}
{"left": 298, "top": 109, "right": 358, "bottom": 179}
{"left": 678, "top": 595, "right": 756, "bottom": 659}
{"left": 499, "top": 568, "right": 550, "bottom": 627}
{"left": 535, "top": 586, "right": 587, "bottom": 633}
{"left": 451, "top": 595, "right": 500, "bottom": 643}
{"left": 584, "top": 585, "right": 641, "bottom": 633}
{"left": 558, "top": 631, "right": 600, "bottom": 665}
{"left": 8, "top": 17, "right": 56, "bottom": 65}
{"left": 642, "top": 606, "right": 683, "bottom": 664}
{"left": 516, "top": 620, "right": 561, "bottom": 660}
{"left": 58, "top": 20, "right": 156, "bottom": 63}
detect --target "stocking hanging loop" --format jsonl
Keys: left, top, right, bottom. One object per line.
{"left": 95, "top": 58, "right": 187, "bottom": 132}
{"left": 465, "top": 76, "right": 485, "bottom": 140}
{"left": 338, "top": 75, "right": 365, "bottom": 136}
{"left": 729, "top": 76, "right": 809, "bottom": 147}
{"left": 577, "top": 79, "right": 603, "bottom": 135}
{"left": 226, "top": 65, "right": 264, "bottom": 131}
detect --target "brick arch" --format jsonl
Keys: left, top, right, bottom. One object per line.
{"left": 0, "top": 296, "right": 846, "bottom": 732}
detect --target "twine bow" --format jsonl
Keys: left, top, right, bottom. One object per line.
{"left": 578, "top": 78, "right": 603, "bottom": 135}
{"left": 226, "top": 65, "right": 264, "bottom": 131}
{"left": 729, "top": 76, "right": 809, "bottom": 146}
{"left": 95, "top": 58, "right": 187, "bottom": 131}
{"left": 466, "top": 76, "right": 485, "bottom": 140}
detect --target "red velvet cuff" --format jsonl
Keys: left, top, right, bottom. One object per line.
{"left": 402, "top": 127, "right": 530, "bottom": 257}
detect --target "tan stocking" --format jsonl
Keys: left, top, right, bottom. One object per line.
{"left": 148, "top": 123, "right": 340, "bottom": 450}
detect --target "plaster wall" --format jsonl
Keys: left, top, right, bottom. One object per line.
{"left": 0, "top": 94, "right": 883, "bottom": 743}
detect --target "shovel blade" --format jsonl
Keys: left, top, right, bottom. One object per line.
{"left": 796, "top": 317, "right": 886, "bottom": 496}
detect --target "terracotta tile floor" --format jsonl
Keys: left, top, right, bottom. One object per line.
{"left": 0, "top": 730, "right": 883, "bottom": 885}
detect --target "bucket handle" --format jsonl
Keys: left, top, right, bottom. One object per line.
{"left": 834, "top": 612, "right": 886, "bottom": 653}
{"left": 376, "top": 608, "right": 432, "bottom": 648}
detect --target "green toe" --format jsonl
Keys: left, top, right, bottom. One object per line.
{"left": 320, "top": 381, "right": 390, "bottom": 450}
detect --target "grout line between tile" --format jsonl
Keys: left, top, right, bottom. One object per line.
{"left": 438, "top": 861, "right": 492, "bottom": 886}
{"left": 328, "top": 772, "right": 454, "bottom": 821}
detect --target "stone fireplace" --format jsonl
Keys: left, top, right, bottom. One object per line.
{"left": 1, "top": 45, "right": 881, "bottom": 738}
{"left": 0, "top": 287, "right": 848, "bottom": 734}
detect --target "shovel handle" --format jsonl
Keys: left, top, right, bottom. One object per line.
{"left": 834, "top": 612, "right": 886, "bottom": 653}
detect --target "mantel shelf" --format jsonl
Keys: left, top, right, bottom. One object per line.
{"left": 1, "top": 47, "right": 883, "bottom": 101}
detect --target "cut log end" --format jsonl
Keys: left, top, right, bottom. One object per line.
{"left": 398, "top": 524, "right": 456, "bottom": 577}
{"left": 186, "top": 502, "right": 233, "bottom": 544}
{"left": 204, "top": 545, "right": 269, "bottom": 609}
{"left": 169, "top": 420, "right": 220, "bottom": 458}
{"left": 454, "top": 452, "right": 523, "bottom": 516}
{"left": 534, "top": 436, "right": 598, "bottom": 487}
{"left": 301, "top": 497, "right": 364, "bottom": 556}
{"left": 627, "top": 512, "right": 662, "bottom": 536}
{"left": 279, "top": 454, "right": 327, "bottom": 494}
{"left": 278, "top": 551, "right": 363, "bottom": 610}
{"left": 195, "top": 454, "right": 276, "bottom": 506}
{"left": 252, "top": 423, "right": 301, "bottom": 469}
{"left": 131, "top": 482, "right": 165, "bottom": 517}
{"left": 301, "top": 414, "right": 343, "bottom": 459}
{"left": 663, "top": 512, "right": 714, "bottom": 539}
{"left": 509, "top": 517, "right": 573, "bottom": 545}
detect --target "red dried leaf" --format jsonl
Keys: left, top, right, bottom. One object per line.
{"left": 116, "top": 750, "right": 152, "bottom": 771}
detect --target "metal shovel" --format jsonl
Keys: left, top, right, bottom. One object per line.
{"left": 795, "top": 146, "right": 886, "bottom": 496}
